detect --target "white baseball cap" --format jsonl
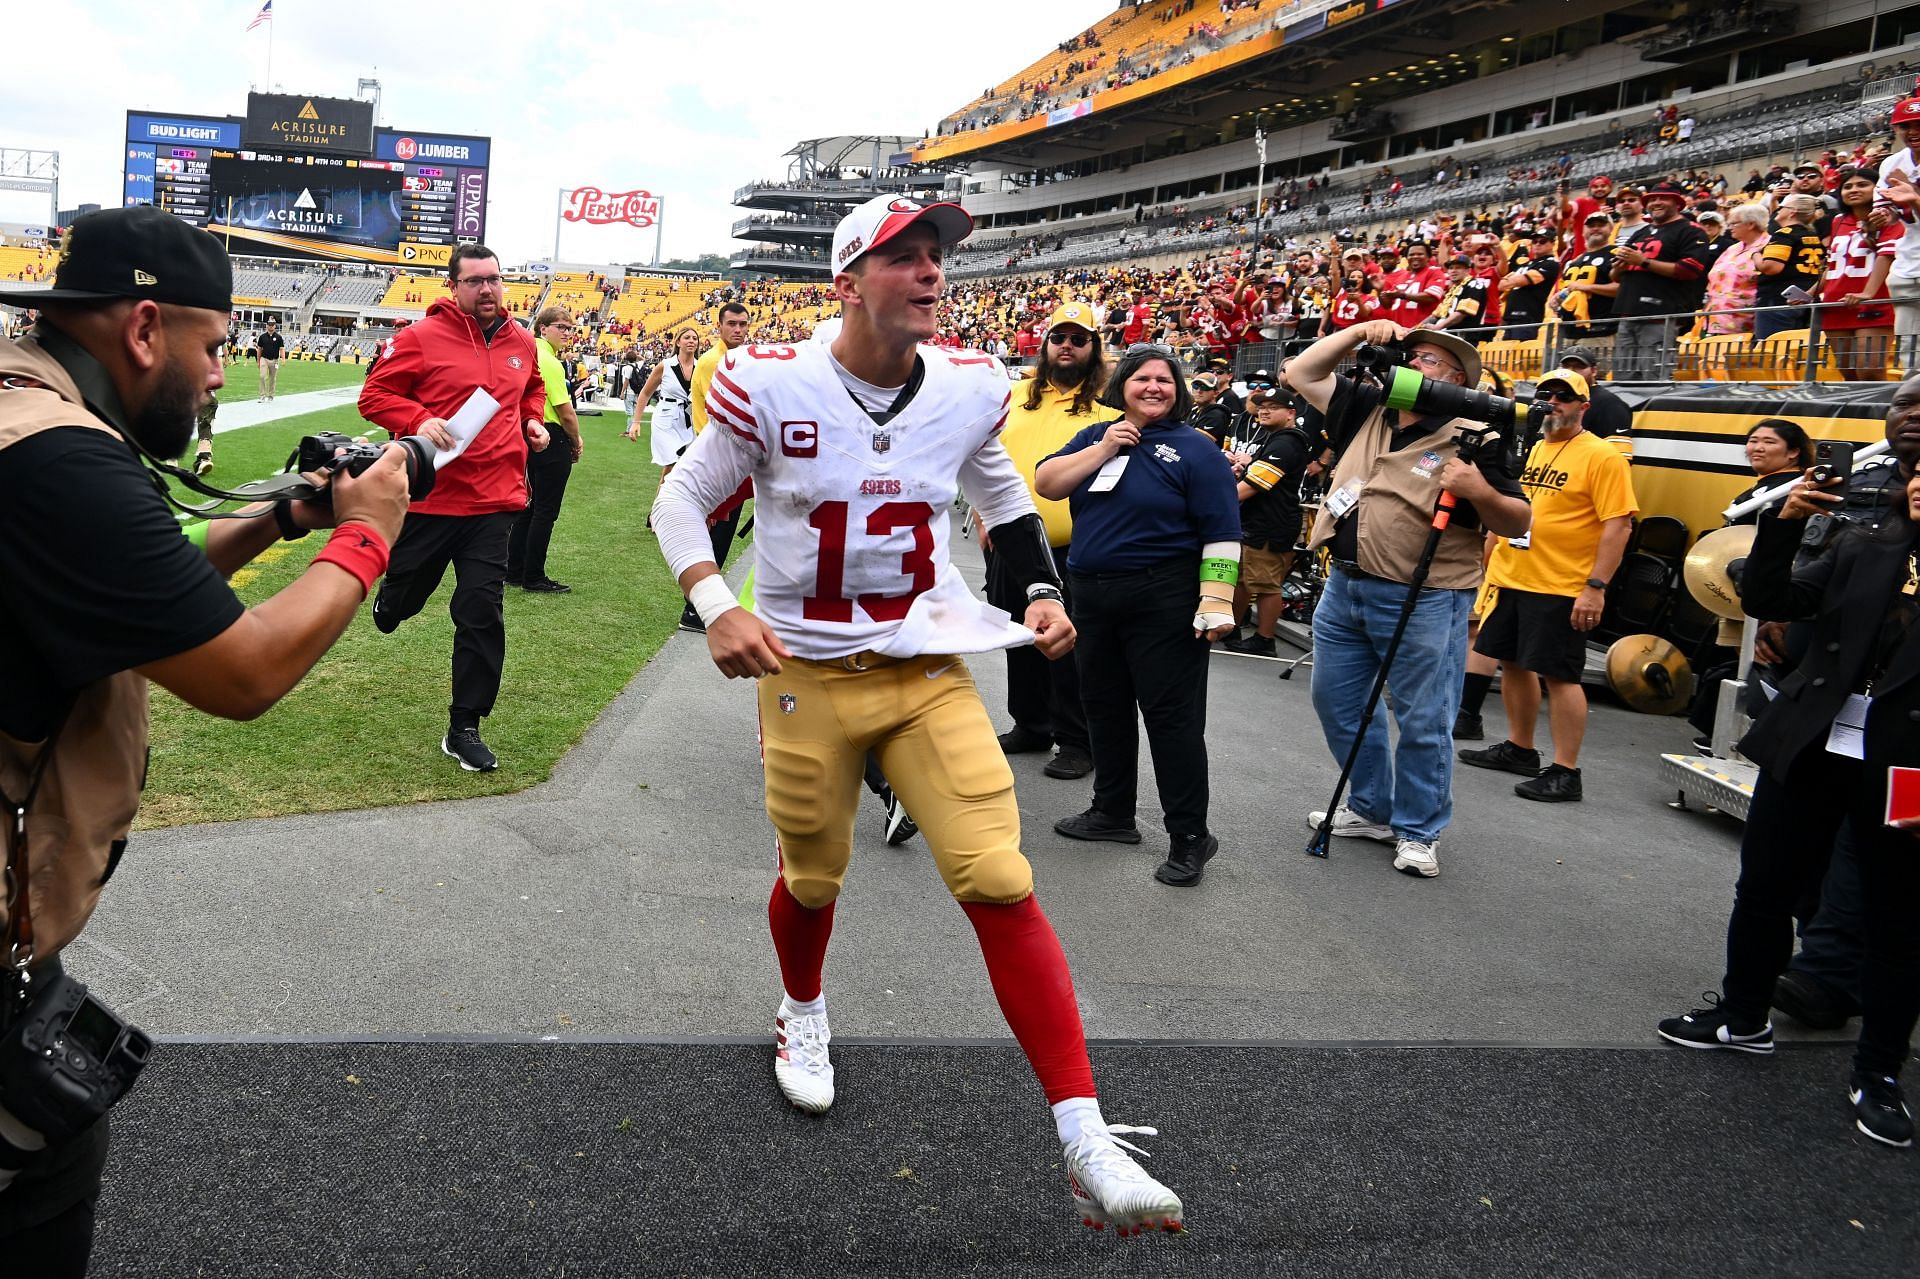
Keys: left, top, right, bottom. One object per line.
{"left": 830, "top": 194, "right": 973, "bottom": 274}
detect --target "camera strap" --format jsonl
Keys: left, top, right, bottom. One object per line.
{"left": 0, "top": 702, "right": 73, "bottom": 1017}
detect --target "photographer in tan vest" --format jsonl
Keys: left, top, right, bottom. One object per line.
{"left": 0, "top": 207, "right": 409, "bottom": 1273}
{"left": 1287, "top": 318, "right": 1532, "bottom": 880}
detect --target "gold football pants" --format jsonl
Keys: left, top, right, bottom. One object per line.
{"left": 757, "top": 653, "right": 1034, "bottom": 909}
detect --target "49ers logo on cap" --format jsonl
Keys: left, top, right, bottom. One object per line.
{"left": 837, "top": 237, "right": 864, "bottom": 267}
{"left": 888, "top": 198, "right": 921, "bottom": 213}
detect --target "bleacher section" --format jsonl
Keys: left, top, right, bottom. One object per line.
{"left": 310, "top": 274, "right": 390, "bottom": 310}
{"left": 0, "top": 245, "right": 57, "bottom": 283}
{"left": 230, "top": 265, "right": 322, "bottom": 306}
{"left": 376, "top": 273, "right": 443, "bottom": 313}
{"left": 605, "top": 275, "right": 725, "bottom": 337}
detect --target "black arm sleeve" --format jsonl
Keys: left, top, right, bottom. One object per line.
{"left": 985, "top": 513, "right": 1064, "bottom": 596}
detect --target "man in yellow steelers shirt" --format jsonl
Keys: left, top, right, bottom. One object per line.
{"left": 1458, "top": 369, "right": 1636, "bottom": 803}
{"left": 678, "top": 300, "right": 753, "bottom": 631}
{"left": 984, "top": 302, "right": 1106, "bottom": 780}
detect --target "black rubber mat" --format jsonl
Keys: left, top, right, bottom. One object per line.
{"left": 85, "top": 1041, "right": 1919, "bottom": 1277}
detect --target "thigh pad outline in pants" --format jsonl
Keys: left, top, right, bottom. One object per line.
{"left": 873, "top": 660, "right": 1033, "bottom": 905}
{"left": 758, "top": 667, "right": 865, "bottom": 910}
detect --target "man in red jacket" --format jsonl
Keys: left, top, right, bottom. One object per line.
{"left": 358, "top": 244, "right": 550, "bottom": 771}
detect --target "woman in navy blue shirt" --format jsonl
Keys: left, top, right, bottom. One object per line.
{"left": 1036, "top": 345, "right": 1243, "bottom": 887}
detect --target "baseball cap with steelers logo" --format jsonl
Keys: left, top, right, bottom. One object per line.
{"left": 830, "top": 194, "right": 974, "bottom": 275}
{"left": 1046, "top": 301, "right": 1099, "bottom": 333}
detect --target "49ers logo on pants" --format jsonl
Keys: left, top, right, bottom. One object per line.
{"left": 781, "top": 420, "right": 819, "bottom": 457}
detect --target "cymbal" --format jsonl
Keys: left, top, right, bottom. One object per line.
{"left": 1605, "top": 633, "right": 1695, "bottom": 715}
{"left": 1683, "top": 525, "right": 1756, "bottom": 621}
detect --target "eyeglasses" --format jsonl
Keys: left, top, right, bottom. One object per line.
{"left": 1541, "top": 390, "right": 1585, "bottom": 404}
{"left": 1047, "top": 331, "right": 1092, "bottom": 347}
{"left": 456, "top": 275, "right": 505, "bottom": 290}
{"left": 1408, "top": 351, "right": 1465, "bottom": 377}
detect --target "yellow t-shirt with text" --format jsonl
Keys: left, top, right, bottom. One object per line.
{"left": 1000, "top": 376, "right": 1101, "bottom": 547}
{"left": 1487, "top": 429, "right": 1637, "bottom": 597}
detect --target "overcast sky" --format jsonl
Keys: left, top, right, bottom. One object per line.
{"left": 0, "top": 0, "right": 1116, "bottom": 265}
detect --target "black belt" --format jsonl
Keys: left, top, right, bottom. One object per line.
{"left": 1330, "top": 558, "right": 1390, "bottom": 582}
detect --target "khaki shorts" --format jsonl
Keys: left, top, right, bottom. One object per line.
{"left": 1241, "top": 543, "right": 1297, "bottom": 596}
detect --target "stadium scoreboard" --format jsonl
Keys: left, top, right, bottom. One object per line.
{"left": 123, "top": 94, "right": 489, "bottom": 265}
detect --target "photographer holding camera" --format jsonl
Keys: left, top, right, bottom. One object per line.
{"left": 0, "top": 207, "right": 409, "bottom": 1274}
{"left": 1288, "top": 319, "right": 1532, "bottom": 878}
{"left": 1658, "top": 384, "right": 1920, "bottom": 1149}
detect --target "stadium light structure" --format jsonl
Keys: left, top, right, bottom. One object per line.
{"left": 0, "top": 148, "right": 58, "bottom": 227}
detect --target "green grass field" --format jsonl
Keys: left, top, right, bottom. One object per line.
{"left": 143, "top": 386, "right": 690, "bottom": 828}
{"left": 215, "top": 358, "right": 368, "bottom": 404}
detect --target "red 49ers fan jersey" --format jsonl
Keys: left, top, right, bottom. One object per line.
{"left": 659, "top": 341, "right": 1038, "bottom": 660}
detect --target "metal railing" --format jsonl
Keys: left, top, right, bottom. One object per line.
{"left": 1206, "top": 296, "right": 1912, "bottom": 386}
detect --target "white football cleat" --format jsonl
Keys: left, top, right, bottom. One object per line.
{"left": 1064, "top": 1123, "right": 1184, "bottom": 1235}
{"left": 773, "top": 1000, "right": 834, "bottom": 1114}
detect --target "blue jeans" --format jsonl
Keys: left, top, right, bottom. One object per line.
{"left": 1752, "top": 305, "right": 1810, "bottom": 341}
{"left": 1310, "top": 569, "right": 1472, "bottom": 844}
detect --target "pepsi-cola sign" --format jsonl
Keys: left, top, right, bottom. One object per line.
{"left": 561, "top": 187, "right": 661, "bottom": 228}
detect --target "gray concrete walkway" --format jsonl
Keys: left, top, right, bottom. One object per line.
{"left": 78, "top": 536, "right": 1752, "bottom": 1048}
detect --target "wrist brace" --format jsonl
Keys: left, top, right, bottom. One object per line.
{"left": 986, "top": 513, "right": 1066, "bottom": 600}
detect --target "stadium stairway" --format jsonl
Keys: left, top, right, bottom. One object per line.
{"left": 93, "top": 1040, "right": 1920, "bottom": 1276}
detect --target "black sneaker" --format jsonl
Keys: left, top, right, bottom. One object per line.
{"left": 997, "top": 725, "right": 1053, "bottom": 754}
{"left": 1053, "top": 808, "right": 1142, "bottom": 844}
{"left": 523, "top": 578, "right": 572, "bottom": 594}
{"left": 1452, "top": 709, "right": 1485, "bottom": 741}
{"left": 678, "top": 604, "right": 706, "bottom": 633}
{"left": 441, "top": 726, "right": 498, "bottom": 772}
{"left": 1515, "top": 764, "right": 1583, "bottom": 802}
{"left": 1773, "top": 971, "right": 1859, "bottom": 1031}
{"left": 1153, "top": 833, "right": 1219, "bottom": 887}
{"left": 1849, "top": 1071, "right": 1915, "bottom": 1148}
{"left": 1043, "top": 749, "right": 1093, "bottom": 779}
{"left": 1657, "top": 993, "right": 1774, "bottom": 1054}
{"left": 372, "top": 590, "right": 402, "bottom": 635}
{"left": 1226, "top": 633, "right": 1277, "bottom": 658}
{"left": 1458, "top": 739, "right": 1544, "bottom": 777}
{"left": 882, "top": 787, "right": 918, "bottom": 847}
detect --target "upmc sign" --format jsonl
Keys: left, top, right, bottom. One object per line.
{"left": 561, "top": 187, "right": 661, "bottom": 228}
{"left": 455, "top": 169, "right": 488, "bottom": 237}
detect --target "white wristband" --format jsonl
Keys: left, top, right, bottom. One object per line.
{"left": 688, "top": 575, "right": 741, "bottom": 628}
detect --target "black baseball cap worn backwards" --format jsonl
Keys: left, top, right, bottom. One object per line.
{"left": 0, "top": 206, "right": 232, "bottom": 312}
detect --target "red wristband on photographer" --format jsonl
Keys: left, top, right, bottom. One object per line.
{"left": 313, "top": 522, "right": 390, "bottom": 597}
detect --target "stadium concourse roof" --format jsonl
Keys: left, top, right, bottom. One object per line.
{"left": 913, "top": 0, "right": 1609, "bottom": 170}
{"left": 783, "top": 135, "right": 934, "bottom": 168}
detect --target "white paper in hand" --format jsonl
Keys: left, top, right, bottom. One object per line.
{"left": 434, "top": 388, "right": 502, "bottom": 470}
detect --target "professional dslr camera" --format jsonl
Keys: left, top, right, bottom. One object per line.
{"left": 1352, "top": 341, "right": 1548, "bottom": 474}
{"left": 290, "top": 431, "right": 437, "bottom": 504}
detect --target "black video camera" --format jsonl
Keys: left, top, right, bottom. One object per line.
{"left": 291, "top": 431, "right": 437, "bottom": 504}
{"left": 1352, "top": 341, "right": 1548, "bottom": 473}
{"left": 0, "top": 966, "right": 152, "bottom": 1143}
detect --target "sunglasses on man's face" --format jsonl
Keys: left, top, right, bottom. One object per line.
{"left": 1541, "top": 390, "right": 1585, "bottom": 404}
{"left": 1048, "top": 331, "right": 1092, "bottom": 348}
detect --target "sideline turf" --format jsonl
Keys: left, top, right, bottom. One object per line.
{"left": 215, "top": 358, "right": 369, "bottom": 404}
{"left": 141, "top": 403, "right": 686, "bottom": 827}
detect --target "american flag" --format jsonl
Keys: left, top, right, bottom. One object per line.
{"left": 246, "top": 0, "right": 272, "bottom": 31}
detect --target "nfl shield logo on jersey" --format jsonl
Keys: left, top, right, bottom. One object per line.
{"left": 778, "top": 693, "right": 797, "bottom": 715}
{"left": 872, "top": 430, "right": 892, "bottom": 454}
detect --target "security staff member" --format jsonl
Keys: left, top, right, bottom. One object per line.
{"left": 0, "top": 206, "right": 409, "bottom": 1275}
{"left": 254, "top": 316, "right": 284, "bottom": 401}
{"left": 1288, "top": 319, "right": 1531, "bottom": 879}
{"left": 505, "top": 307, "right": 583, "bottom": 593}
{"left": 987, "top": 302, "right": 1103, "bottom": 780}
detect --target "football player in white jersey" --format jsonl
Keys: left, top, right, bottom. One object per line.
{"left": 651, "top": 194, "right": 1184, "bottom": 1236}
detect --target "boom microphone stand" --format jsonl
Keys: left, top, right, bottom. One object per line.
{"left": 1306, "top": 427, "right": 1499, "bottom": 859}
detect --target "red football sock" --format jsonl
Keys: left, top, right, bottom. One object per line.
{"left": 961, "top": 894, "right": 1097, "bottom": 1104}
{"left": 768, "top": 877, "right": 834, "bottom": 1002}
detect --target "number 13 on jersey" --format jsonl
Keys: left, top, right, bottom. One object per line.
{"left": 802, "top": 500, "right": 937, "bottom": 623}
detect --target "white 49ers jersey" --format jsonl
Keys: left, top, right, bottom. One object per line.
{"left": 658, "top": 340, "right": 1038, "bottom": 660}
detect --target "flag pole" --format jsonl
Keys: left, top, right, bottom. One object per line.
{"left": 266, "top": 4, "right": 275, "bottom": 89}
